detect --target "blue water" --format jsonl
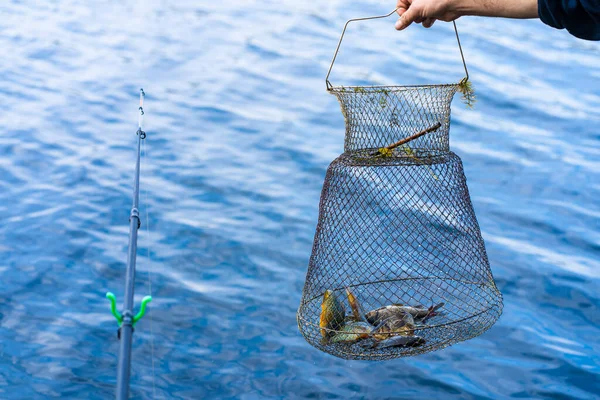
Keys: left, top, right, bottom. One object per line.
{"left": 1, "top": 1, "right": 599, "bottom": 399}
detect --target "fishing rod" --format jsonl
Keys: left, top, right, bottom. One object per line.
{"left": 106, "top": 89, "right": 152, "bottom": 399}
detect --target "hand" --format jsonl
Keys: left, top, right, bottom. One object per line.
{"left": 395, "top": 0, "right": 461, "bottom": 30}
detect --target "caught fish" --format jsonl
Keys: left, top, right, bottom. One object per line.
{"left": 330, "top": 321, "right": 373, "bottom": 344}
{"left": 319, "top": 290, "right": 346, "bottom": 343}
{"left": 391, "top": 304, "right": 430, "bottom": 319}
{"left": 366, "top": 303, "right": 445, "bottom": 325}
{"left": 397, "top": 302, "right": 444, "bottom": 321}
{"left": 345, "top": 287, "right": 367, "bottom": 322}
{"left": 371, "top": 313, "right": 416, "bottom": 340}
{"left": 361, "top": 335, "right": 426, "bottom": 349}
{"left": 365, "top": 305, "right": 408, "bottom": 326}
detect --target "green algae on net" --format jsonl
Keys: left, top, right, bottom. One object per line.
{"left": 458, "top": 78, "right": 476, "bottom": 108}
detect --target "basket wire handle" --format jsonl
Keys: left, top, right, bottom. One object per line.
{"left": 325, "top": 9, "right": 470, "bottom": 90}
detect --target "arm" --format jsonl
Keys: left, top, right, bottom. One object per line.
{"left": 395, "top": 0, "right": 600, "bottom": 41}
{"left": 394, "top": 0, "right": 538, "bottom": 30}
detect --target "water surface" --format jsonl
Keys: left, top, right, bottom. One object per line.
{"left": 0, "top": 1, "right": 599, "bottom": 398}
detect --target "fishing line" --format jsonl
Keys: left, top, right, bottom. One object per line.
{"left": 140, "top": 93, "right": 157, "bottom": 399}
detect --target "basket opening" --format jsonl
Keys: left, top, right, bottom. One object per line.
{"left": 330, "top": 84, "right": 459, "bottom": 153}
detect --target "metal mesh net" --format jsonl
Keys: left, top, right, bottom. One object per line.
{"left": 297, "top": 84, "right": 503, "bottom": 360}
{"left": 335, "top": 85, "right": 457, "bottom": 153}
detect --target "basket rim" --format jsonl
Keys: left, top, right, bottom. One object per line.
{"left": 334, "top": 149, "right": 454, "bottom": 165}
{"left": 298, "top": 316, "right": 498, "bottom": 360}
{"left": 327, "top": 83, "right": 460, "bottom": 93}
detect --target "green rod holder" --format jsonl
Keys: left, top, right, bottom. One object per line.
{"left": 106, "top": 292, "right": 152, "bottom": 327}
{"left": 133, "top": 296, "right": 152, "bottom": 326}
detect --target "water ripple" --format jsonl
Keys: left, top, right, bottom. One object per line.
{"left": 0, "top": 0, "right": 599, "bottom": 399}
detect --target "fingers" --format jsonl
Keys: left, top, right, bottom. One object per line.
{"left": 396, "top": 0, "right": 409, "bottom": 16}
{"left": 395, "top": 15, "right": 436, "bottom": 30}
{"left": 395, "top": 6, "right": 436, "bottom": 30}
{"left": 422, "top": 18, "right": 435, "bottom": 28}
{"left": 395, "top": 6, "right": 419, "bottom": 30}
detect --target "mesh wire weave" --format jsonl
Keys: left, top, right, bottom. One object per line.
{"left": 297, "top": 84, "right": 503, "bottom": 360}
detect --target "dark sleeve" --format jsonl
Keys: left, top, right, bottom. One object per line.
{"left": 538, "top": 0, "right": 600, "bottom": 40}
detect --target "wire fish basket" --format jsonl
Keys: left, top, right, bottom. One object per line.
{"left": 297, "top": 10, "right": 502, "bottom": 361}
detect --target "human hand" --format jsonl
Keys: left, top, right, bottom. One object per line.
{"left": 394, "top": 0, "right": 462, "bottom": 30}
